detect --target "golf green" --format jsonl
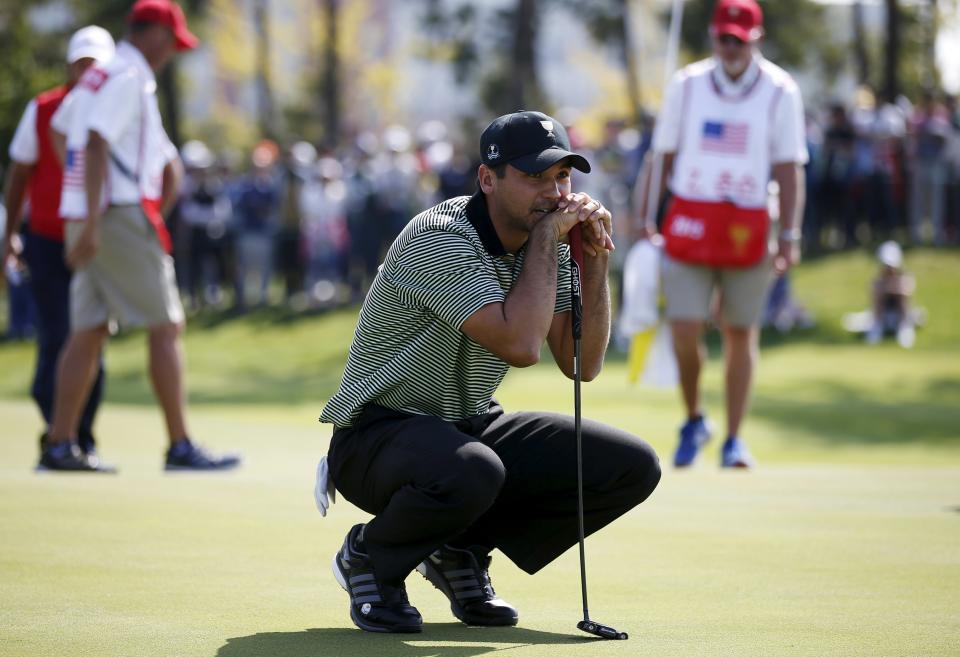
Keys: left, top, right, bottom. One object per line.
{"left": 1, "top": 248, "right": 958, "bottom": 655}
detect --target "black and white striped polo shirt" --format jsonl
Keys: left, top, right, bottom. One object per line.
{"left": 320, "top": 191, "right": 572, "bottom": 428}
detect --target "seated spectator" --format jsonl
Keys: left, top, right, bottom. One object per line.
{"left": 866, "top": 241, "right": 916, "bottom": 348}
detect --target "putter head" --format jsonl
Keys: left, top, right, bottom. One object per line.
{"left": 577, "top": 620, "right": 628, "bottom": 640}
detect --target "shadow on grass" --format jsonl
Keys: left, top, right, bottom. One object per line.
{"left": 109, "top": 304, "right": 341, "bottom": 339}
{"left": 217, "top": 625, "right": 588, "bottom": 657}
{"left": 752, "top": 379, "right": 960, "bottom": 446}
{"left": 100, "top": 361, "right": 346, "bottom": 406}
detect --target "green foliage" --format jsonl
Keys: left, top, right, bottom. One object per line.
{"left": 671, "top": 0, "right": 939, "bottom": 101}
{"left": 68, "top": 0, "right": 210, "bottom": 145}
{"left": 0, "top": 3, "right": 67, "bottom": 169}
{"left": 670, "top": 0, "right": 829, "bottom": 69}
{"left": 0, "top": 248, "right": 959, "bottom": 656}
{"left": 418, "top": 0, "right": 478, "bottom": 85}
{"left": 70, "top": 0, "right": 209, "bottom": 34}
{"left": 557, "top": 0, "right": 629, "bottom": 60}
{"left": 883, "top": 1, "right": 930, "bottom": 99}
{"left": 69, "top": 0, "right": 131, "bottom": 35}
{"left": 416, "top": 0, "right": 548, "bottom": 117}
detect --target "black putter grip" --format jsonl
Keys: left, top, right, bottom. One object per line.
{"left": 569, "top": 224, "right": 584, "bottom": 340}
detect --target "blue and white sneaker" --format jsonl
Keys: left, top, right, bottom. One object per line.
{"left": 673, "top": 415, "right": 713, "bottom": 467}
{"left": 720, "top": 436, "right": 755, "bottom": 469}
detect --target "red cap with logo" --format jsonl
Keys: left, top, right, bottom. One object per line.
{"left": 711, "top": 0, "right": 764, "bottom": 43}
{"left": 127, "top": 0, "right": 199, "bottom": 51}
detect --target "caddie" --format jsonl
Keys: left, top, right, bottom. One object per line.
{"left": 635, "top": 0, "right": 808, "bottom": 469}
{"left": 42, "top": 0, "right": 241, "bottom": 472}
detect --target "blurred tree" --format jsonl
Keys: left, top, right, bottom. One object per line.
{"left": 670, "top": 0, "right": 941, "bottom": 102}
{"left": 670, "top": 0, "right": 832, "bottom": 72}
{"left": 319, "top": 0, "right": 340, "bottom": 149}
{"left": 884, "top": 0, "right": 902, "bottom": 99}
{"left": 253, "top": 0, "right": 277, "bottom": 138}
{"left": 557, "top": 0, "right": 642, "bottom": 125}
{"left": 853, "top": 1, "right": 870, "bottom": 85}
{"left": 0, "top": 2, "right": 67, "bottom": 169}
{"left": 419, "top": 0, "right": 478, "bottom": 85}
{"left": 417, "top": 0, "right": 547, "bottom": 117}
{"left": 477, "top": 0, "right": 546, "bottom": 115}
{"left": 878, "top": 0, "right": 934, "bottom": 101}
{"left": 420, "top": 0, "right": 646, "bottom": 119}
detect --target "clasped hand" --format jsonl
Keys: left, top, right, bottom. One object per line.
{"left": 550, "top": 193, "right": 615, "bottom": 257}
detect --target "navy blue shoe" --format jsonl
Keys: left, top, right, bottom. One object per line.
{"left": 673, "top": 415, "right": 712, "bottom": 467}
{"left": 332, "top": 524, "right": 422, "bottom": 633}
{"left": 165, "top": 438, "right": 241, "bottom": 471}
{"left": 37, "top": 441, "right": 116, "bottom": 473}
{"left": 720, "top": 436, "right": 755, "bottom": 468}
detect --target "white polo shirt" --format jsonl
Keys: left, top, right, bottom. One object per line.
{"left": 653, "top": 55, "right": 807, "bottom": 210}
{"left": 57, "top": 41, "right": 177, "bottom": 220}
{"left": 8, "top": 99, "right": 39, "bottom": 164}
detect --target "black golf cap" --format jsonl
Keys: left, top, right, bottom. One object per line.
{"left": 480, "top": 110, "right": 591, "bottom": 174}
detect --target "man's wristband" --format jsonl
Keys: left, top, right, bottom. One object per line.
{"left": 779, "top": 228, "right": 801, "bottom": 242}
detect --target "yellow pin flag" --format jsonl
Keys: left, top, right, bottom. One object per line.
{"left": 627, "top": 327, "right": 657, "bottom": 383}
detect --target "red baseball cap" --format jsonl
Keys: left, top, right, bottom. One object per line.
{"left": 711, "top": 0, "right": 764, "bottom": 43}
{"left": 127, "top": 0, "right": 199, "bottom": 51}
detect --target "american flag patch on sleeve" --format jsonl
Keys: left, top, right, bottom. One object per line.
{"left": 64, "top": 149, "right": 86, "bottom": 189}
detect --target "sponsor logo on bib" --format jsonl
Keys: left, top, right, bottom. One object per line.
{"left": 668, "top": 215, "right": 705, "bottom": 240}
{"left": 79, "top": 67, "right": 109, "bottom": 92}
{"left": 730, "top": 224, "right": 752, "bottom": 253}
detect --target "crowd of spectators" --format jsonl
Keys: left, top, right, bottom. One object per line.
{"left": 167, "top": 121, "right": 478, "bottom": 313}
{"left": 164, "top": 115, "right": 652, "bottom": 314}
{"left": 805, "top": 88, "right": 960, "bottom": 251}
{"left": 4, "top": 87, "right": 959, "bottom": 335}
{"left": 164, "top": 87, "right": 960, "bottom": 319}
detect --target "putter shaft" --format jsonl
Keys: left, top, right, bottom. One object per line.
{"left": 570, "top": 225, "right": 629, "bottom": 642}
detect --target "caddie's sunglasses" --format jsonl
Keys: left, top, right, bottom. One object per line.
{"left": 718, "top": 34, "right": 747, "bottom": 47}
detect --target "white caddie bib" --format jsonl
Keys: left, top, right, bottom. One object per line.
{"left": 671, "top": 61, "right": 785, "bottom": 210}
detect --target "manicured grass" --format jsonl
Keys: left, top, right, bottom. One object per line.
{"left": 1, "top": 399, "right": 957, "bottom": 657}
{"left": 0, "top": 248, "right": 958, "bottom": 656}
{"left": 0, "top": 402, "right": 960, "bottom": 657}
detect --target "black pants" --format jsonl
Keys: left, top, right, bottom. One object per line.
{"left": 328, "top": 402, "right": 661, "bottom": 584}
{"left": 22, "top": 231, "right": 104, "bottom": 449}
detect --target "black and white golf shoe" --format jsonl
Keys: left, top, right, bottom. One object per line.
{"left": 417, "top": 544, "right": 518, "bottom": 626}
{"left": 332, "top": 524, "right": 422, "bottom": 633}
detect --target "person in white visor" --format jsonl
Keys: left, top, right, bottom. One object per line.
{"left": 2, "top": 25, "right": 114, "bottom": 466}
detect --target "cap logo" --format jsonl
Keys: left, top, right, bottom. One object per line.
{"left": 487, "top": 143, "right": 500, "bottom": 160}
{"left": 540, "top": 120, "right": 555, "bottom": 136}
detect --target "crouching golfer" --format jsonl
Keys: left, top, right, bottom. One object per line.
{"left": 320, "top": 111, "right": 661, "bottom": 633}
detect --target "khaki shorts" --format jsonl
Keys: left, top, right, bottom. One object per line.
{"left": 65, "top": 205, "right": 184, "bottom": 331}
{"left": 662, "top": 252, "right": 773, "bottom": 328}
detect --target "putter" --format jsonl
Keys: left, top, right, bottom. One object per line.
{"left": 569, "top": 224, "right": 629, "bottom": 641}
